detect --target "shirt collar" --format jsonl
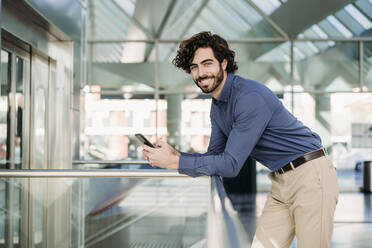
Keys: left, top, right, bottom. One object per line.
{"left": 212, "top": 73, "right": 233, "bottom": 105}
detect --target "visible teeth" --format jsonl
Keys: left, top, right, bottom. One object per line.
{"left": 200, "top": 78, "right": 211, "bottom": 82}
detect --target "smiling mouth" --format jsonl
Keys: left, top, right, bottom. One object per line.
{"left": 198, "top": 77, "right": 214, "bottom": 86}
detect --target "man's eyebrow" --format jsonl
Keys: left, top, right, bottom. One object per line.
{"left": 201, "top": 59, "right": 214, "bottom": 64}
{"left": 190, "top": 59, "right": 214, "bottom": 66}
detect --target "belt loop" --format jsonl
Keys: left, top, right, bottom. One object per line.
{"left": 290, "top": 161, "right": 295, "bottom": 170}
{"left": 322, "top": 147, "right": 327, "bottom": 155}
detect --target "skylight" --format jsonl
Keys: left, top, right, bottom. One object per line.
{"left": 312, "top": 24, "right": 328, "bottom": 38}
{"left": 326, "top": 15, "right": 353, "bottom": 38}
{"left": 344, "top": 4, "right": 372, "bottom": 30}
{"left": 251, "top": 0, "right": 282, "bottom": 15}
{"left": 114, "top": 0, "right": 136, "bottom": 16}
{"left": 306, "top": 41, "right": 320, "bottom": 53}
{"left": 294, "top": 46, "right": 305, "bottom": 60}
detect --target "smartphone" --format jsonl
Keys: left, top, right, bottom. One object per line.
{"left": 135, "top": 133, "right": 155, "bottom": 148}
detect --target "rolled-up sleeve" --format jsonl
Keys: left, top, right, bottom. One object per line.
{"left": 179, "top": 92, "right": 272, "bottom": 177}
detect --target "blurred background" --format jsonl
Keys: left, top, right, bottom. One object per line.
{"left": 1, "top": 0, "right": 372, "bottom": 247}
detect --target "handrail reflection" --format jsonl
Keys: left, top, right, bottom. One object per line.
{"left": 208, "top": 176, "right": 251, "bottom": 247}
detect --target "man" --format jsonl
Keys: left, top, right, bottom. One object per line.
{"left": 142, "top": 31, "right": 339, "bottom": 248}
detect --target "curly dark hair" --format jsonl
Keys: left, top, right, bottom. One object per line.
{"left": 172, "top": 31, "right": 238, "bottom": 74}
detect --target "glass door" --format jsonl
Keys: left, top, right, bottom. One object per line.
{"left": 0, "top": 49, "right": 11, "bottom": 168}
{"left": 1, "top": 35, "right": 31, "bottom": 247}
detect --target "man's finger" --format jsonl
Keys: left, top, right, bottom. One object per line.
{"left": 158, "top": 140, "right": 166, "bottom": 146}
{"left": 142, "top": 144, "right": 156, "bottom": 152}
{"left": 153, "top": 141, "right": 160, "bottom": 147}
{"left": 143, "top": 151, "right": 150, "bottom": 160}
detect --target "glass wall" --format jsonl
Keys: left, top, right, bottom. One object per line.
{"left": 85, "top": 39, "right": 372, "bottom": 191}
{"left": 293, "top": 42, "right": 360, "bottom": 91}
{"left": 290, "top": 92, "right": 372, "bottom": 190}
{"left": 83, "top": 92, "right": 213, "bottom": 160}
{"left": 180, "top": 95, "right": 212, "bottom": 153}
{"left": 83, "top": 90, "right": 161, "bottom": 161}
{"left": 233, "top": 42, "right": 291, "bottom": 90}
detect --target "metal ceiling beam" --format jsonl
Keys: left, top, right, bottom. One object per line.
{"left": 155, "top": 0, "right": 178, "bottom": 39}
{"left": 88, "top": 37, "right": 372, "bottom": 43}
{"left": 88, "top": 0, "right": 96, "bottom": 86}
{"left": 222, "top": 0, "right": 253, "bottom": 30}
{"left": 110, "top": 0, "right": 152, "bottom": 39}
{"left": 205, "top": 5, "right": 242, "bottom": 35}
{"left": 144, "top": 0, "right": 178, "bottom": 61}
{"left": 244, "top": 0, "right": 288, "bottom": 39}
{"left": 244, "top": 0, "right": 356, "bottom": 60}
{"left": 88, "top": 0, "right": 96, "bottom": 40}
{"left": 269, "top": 0, "right": 355, "bottom": 37}
{"left": 164, "top": 0, "right": 210, "bottom": 59}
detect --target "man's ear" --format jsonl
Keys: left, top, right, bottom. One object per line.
{"left": 222, "top": 59, "right": 228, "bottom": 70}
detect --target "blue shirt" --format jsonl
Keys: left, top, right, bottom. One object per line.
{"left": 179, "top": 73, "right": 322, "bottom": 177}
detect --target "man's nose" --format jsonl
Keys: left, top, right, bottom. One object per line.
{"left": 198, "top": 66, "right": 207, "bottom": 78}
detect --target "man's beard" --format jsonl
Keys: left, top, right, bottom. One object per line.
{"left": 194, "top": 64, "right": 224, "bottom": 94}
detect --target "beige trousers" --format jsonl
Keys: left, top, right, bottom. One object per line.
{"left": 252, "top": 155, "right": 339, "bottom": 248}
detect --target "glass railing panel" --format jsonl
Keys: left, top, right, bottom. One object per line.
{"left": 0, "top": 177, "right": 23, "bottom": 247}
{"left": 85, "top": 176, "right": 209, "bottom": 247}
{"left": 0, "top": 172, "right": 210, "bottom": 248}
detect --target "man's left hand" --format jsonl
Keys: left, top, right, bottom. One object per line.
{"left": 142, "top": 140, "right": 180, "bottom": 170}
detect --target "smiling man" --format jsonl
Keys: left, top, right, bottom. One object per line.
{"left": 142, "top": 31, "right": 339, "bottom": 248}
{"left": 190, "top": 47, "right": 226, "bottom": 95}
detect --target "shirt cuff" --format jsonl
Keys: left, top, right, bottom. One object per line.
{"left": 178, "top": 154, "right": 196, "bottom": 177}
{"left": 180, "top": 152, "right": 193, "bottom": 157}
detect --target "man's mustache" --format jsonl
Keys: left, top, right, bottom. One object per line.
{"left": 196, "top": 76, "right": 214, "bottom": 83}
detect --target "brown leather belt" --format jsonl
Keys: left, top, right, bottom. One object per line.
{"left": 276, "top": 148, "right": 327, "bottom": 174}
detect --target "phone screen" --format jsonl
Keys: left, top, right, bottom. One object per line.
{"left": 135, "top": 133, "right": 155, "bottom": 148}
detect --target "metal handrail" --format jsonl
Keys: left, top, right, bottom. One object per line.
{"left": 72, "top": 160, "right": 148, "bottom": 165}
{"left": 0, "top": 169, "right": 199, "bottom": 178}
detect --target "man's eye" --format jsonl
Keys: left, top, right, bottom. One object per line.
{"left": 190, "top": 66, "right": 197, "bottom": 70}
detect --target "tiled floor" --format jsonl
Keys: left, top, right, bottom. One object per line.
{"left": 229, "top": 169, "right": 372, "bottom": 247}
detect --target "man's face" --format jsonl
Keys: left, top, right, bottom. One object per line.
{"left": 189, "top": 47, "right": 227, "bottom": 94}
